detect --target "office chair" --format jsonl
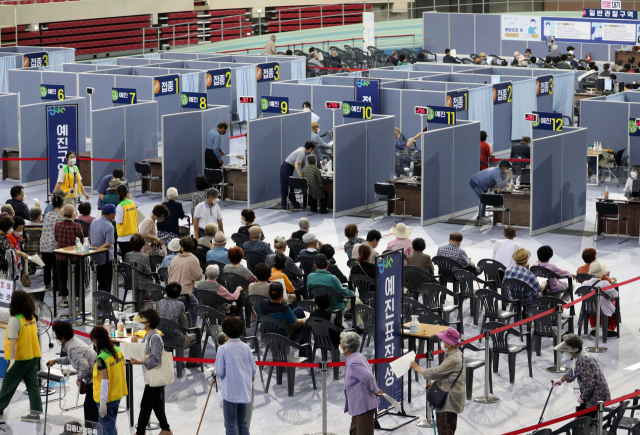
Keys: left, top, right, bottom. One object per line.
{"left": 287, "top": 177, "right": 315, "bottom": 216}
{"left": 594, "top": 201, "right": 627, "bottom": 243}
{"left": 204, "top": 168, "right": 234, "bottom": 204}
{"left": 134, "top": 162, "right": 162, "bottom": 199}
{"left": 372, "top": 182, "right": 405, "bottom": 222}
{"left": 479, "top": 193, "right": 510, "bottom": 232}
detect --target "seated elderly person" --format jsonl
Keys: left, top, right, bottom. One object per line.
{"left": 503, "top": 248, "right": 546, "bottom": 304}
{"left": 248, "top": 263, "right": 272, "bottom": 301}
{"left": 259, "top": 282, "right": 307, "bottom": 346}
{"left": 535, "top": 245, "right": 574, "bottom": 299}
{"left": 160, "top": 238, "right": 180, "bottom": 270}
{"left": 196, "top": 264, "right": 243, "bottom": 314}
{"left": 297, "top": 232, "right": 320, "bottom": 262}
{"left": 242, "top": 226, "right": 273, "bottom": 255}
{"left": 124, "top": 233, "right": 154, "bottom": 293}
{"left": 198, "top": 223, "right": 218, "bottom": 248}
{"left": 1, "top": 205, "right": 14, "bottom": 217}
{"left": 578, "top": 262, "right": 618, "bottom": 333}
{"left": 301, "top": 154, "right": 328, "bottom": 214}
{"left": 268, "top": 253, "right": 297, "bottom": 303}
{"left": 28, "top": 207, "right": 43, "bottom": 224}
{"left": 266, "top": 236, "right": 303, "bottom": 284}
{"left": 436, "top": 232, "right": 480, "bottom": 274}
{"left": 576, "top": 248, "right": 617, "bottom": 284}
{"left": 206, "top": 232, "right": 229, "bottom": 264}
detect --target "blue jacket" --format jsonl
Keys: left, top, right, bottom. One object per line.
{"left": 470, "top": 166, "right": 509, "bottom": 191}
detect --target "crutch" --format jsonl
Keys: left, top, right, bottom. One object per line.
{"left": 196, "top": 375, "right": 216, "bottom": 435}
{"left": 538, "top": 385, "right": 554, "bottom": 424}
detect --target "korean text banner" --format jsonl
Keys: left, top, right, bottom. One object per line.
{"left": 501, "top": 15, "right": 542, "bottom": 41}
{"left": 354, "top": 78, "right": 380, "bottom": 115}
{"left": 257, "top": 62, "right": 280, "bottom": 82}
{"left": 342, "top": 100, "right": 372, "bottom": 119}
{"left": 582, "top": 9, "right": 637, "bottom": 20}
{"left": 206, "top": 68, "right": 232, "bottom": 89}
{"left": 536, "top": 75, "right": 553, "bottom": 97}
{"left": 154, "top": 74, "right": 179, "bottom": 96}
{"left": 46, "top": 105, "right": 78, "bottom": 193}
{"left": 112, "top": 88, "right": 137, "bottom": 105}
{"left": 446, "top": 90, "right": 468, "bottom": 111}
{"left": 493, "top": 82, "right": 512, "bottom": 105}
{"left": 532, "top": 111, "right": 563, "bottom": 131}
{"left": 23, "top": 52, "right": 48, "bottom": 68}
{"left": 376, "top": 250, "right": 403, "bottom": 410}
{"left": 426, "top": 105, "right": 457, "bottom": 125}
{"left": 181, "top": 92, "right": 208, "bottom": 110}
{"left": 542, "top": 17, "right": 640, "bottom": 44}
{"left": 41, "top": 84, "right": 65, "bottom": 101}
{"left": 261, "top": 96, "right": 289, "bottom": 114}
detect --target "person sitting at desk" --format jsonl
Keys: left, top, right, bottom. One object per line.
{"left": 511, "top": 136, "right": 531, "bottom": 159}
{"left": 623, "top": 166, "right": 639, "bottom": 195}
{"left": 469, "top": 159, "right": 511, "bottom": 219}
{"left": 601, "top": 63, "right": 611, "bottom": 76}
{"left": 301, "top": 155, "right": 329, "bottom": 214}
{"left": 280, "top": 142, "right": 316, "bottom": 211}
{"left": 311, "top": 122, "right": 329, "bottom": 147}
{"left": 205, "top": 121, "right": 229, "bottom": 170}
{"left": 613, "top": 59, "right": 624, "bottom": 72}
{"left": 442, "top": 48, "right": 459, "bottom": 64}
{"left": 543, "top": 56, "right": 555, "bottom": 68}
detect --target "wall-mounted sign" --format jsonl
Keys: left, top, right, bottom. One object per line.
{"left": 446, "top": 90, "right": 468, "bottom": 111}
{"left": 181, "top": 92, "right": 208, "bottom": 110}
{"left": 493, "top": 82, "right": 512, "bottom": 105}
{"left": 342, "top": 101, "right": 372, "bottom": 119}
{"left": 153, "top": 74, "right": 179, "bottom": 96}
{"left": 41, "top": 84, "right": 64, "bottom": 101}
{"left": 261, "top": 96, "right": 288, "bottom": 114}
{"left": 206, "top": 68, "right": 231, "bottom": 89}
{"left": 536, "top": 75, "right": 553, "bottom": 97}
{"left": 532, "top": 111, "right": 562, "bottom": 131}
{"left": 629, "top": 118, "right": 640, "bottom": 136}
{"left": 583, "top": 8, "right": 636, "bottom": 19}
{"left": 257, "top": 62, "right": 279, "bottom": 82}
{"left": 23, "top": 52, "right": 48, "bottom": 68}
{"left": 354, "top": 78, "right": 380, "bottom": 114}
{"left": 425, "top": 105, "right": 456, "bottom": 125}
{"left": 111, "top": 88, "right": 137, "bottom": 105}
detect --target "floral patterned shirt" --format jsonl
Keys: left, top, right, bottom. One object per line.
{"left": 40, "top": 210, "right": 63, "bottom": 253}
{"left": 564, "top": 353, "right": 611, "bottom": 408}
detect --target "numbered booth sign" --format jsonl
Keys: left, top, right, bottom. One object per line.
{"left": 536, "top": 75, "right": 553, "bottom": 97}
{"left": 629, "top": 118, "right": 640, "bottom": 136}
{"left": 261, "top": 96, "right": 288, "bottom": 114}
{"left": 532, "top": 111, "right": 563, "bottom": 131}
{"left": 257, "top": 62, "right": 279, "bottom": 82}
{"left": 41, "top": 84, "right": 65, "bottom": 101}
{"left": 181, "top": 92, "right": 208, "bottom": 110}
{"left": 493, "top": 82, "right": 512, "bottom": 105}
{"left": 23, "top": 52, "right": 48, "bottom": 68}
{"left": 446, "top": 90, "right": 468, "bottom": 111}
{"left": 154, "top": 75, "right": 179, "bottom": 96}
{"left": 342, "top": 101, "right": 372, "bottom": 119}
{"left": 112, "top": 88, "right": 137, "bottom": 105}
{"left": 425, "top": 105, "right": 457, "bottom": 125}
{"left": 206, "top": 68, "right": 232, "bottom": 89}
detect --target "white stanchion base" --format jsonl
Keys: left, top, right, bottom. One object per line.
{"left": 546, "top": 366, "right": 570, "bottom": 373}
{"left": 586, "top": 346, "right": 608, "bottom": 353}
{"left": 416, "top": 419, "right": 434, "bottom": 428}
{"left": 473, "top": 396, "right": 500, "bottom": 404}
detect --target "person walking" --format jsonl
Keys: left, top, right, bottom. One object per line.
{"left": 0, "top": 290, "right": 42, "bottom": 421}
{"left": 115, "top": 184, "right": 138, "bottom": 259}
{"left": 214, "top": 316, "right": 256, "bottom": 435}
{"left": 53, "top": 151, "right": 91, "bottom": 207}
{"left": 410, "top": 328, "right": 466, "bottom": 435}
{"left": 130, "top": 308, "right": 173, "bottom": 435}
{"left": 40, "top": 195, "right": 64, "bottom": 295}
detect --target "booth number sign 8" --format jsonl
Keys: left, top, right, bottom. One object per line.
{"left": 181, "top": 94, "right": 207, "bottom": 109}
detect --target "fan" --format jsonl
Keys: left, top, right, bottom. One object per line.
{"left": 35, "top": 299, "right": 53, "bottom": 349}
{"left": 546, "top": 35, "right": 555, "bottom": 54}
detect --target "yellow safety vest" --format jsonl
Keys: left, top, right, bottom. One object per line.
{"left": 116, "top": 198, "right": 138, "bottom": 238}
{"left": 60, "top": 165, "right": 82, "bottom": 198}
{"left": 93, "top": 347, "right": 128, "bottom": 403}
{"left": 4, "top": 314, "right": 41, "bottom": 361}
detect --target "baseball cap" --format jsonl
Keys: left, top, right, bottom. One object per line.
{"left": 102, "top": 204, "right": 116, "bottom": 214}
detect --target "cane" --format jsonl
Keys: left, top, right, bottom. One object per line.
{"left": 538, "top": 385, "right": 554, "bottom": 424}
{"left": 431, "top": 406, "right": 436, "bottom": 435}
{"left": 196, "top": 375, "right": 216, "bottom": 435}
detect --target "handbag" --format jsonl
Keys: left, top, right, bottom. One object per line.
{"left": 145, "top": 334, "right": 175, "bottom": 388}
{"left": 426, "top": 358, "right": 464, "bottom": 409}
{"left": 20, "top": 259, "right": 31, "bottom": 288}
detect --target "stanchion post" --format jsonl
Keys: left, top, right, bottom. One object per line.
{"left": 587, "top": 288, "right": 608, "bottom": 353}
{"left": 473, "top": 330, "right": 499, "bottom": 404}
{"left": 312, "top": 361, "right": 337, "bottom": 435}
{"left": 90, "top": 261, "right": 98, "bottom": 326}
{"left": 131, "top": 261, "right": 137, "bottom": 306}
{"left": 111, "top": 258, "right": 118, "bottom": 296}
{"left": 415, "top": 351, "right": 433, "bottom": 428}
{"left": 547, "top": 304, "right": 569, "bottom": 373}
{"left": 597, "top": 400, "right": 604, "bottom": 435}
{"left": 70, "top": 262, "right": 77, "bottom": 324}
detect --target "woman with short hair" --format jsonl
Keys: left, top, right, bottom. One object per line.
{"left": 237, "top": 209, "right": 264, "bottom": 240}
{"left": 139, "top": 204, "right": 170, "bottom": 255}
{"left": 222, "top": 247, "right": 257, "bottom": 293}
{"left": 77, "top": 202, "right": 95, "bottom": 225}
{"left": 197, "top": 223, "right": 218, "bottom": 248}
{"left": 343, "top": 224, "right": 365, "bottom": 259}
{"left": 40, "top": 195, "right": 64, "bottom": 294}
{"left": 197, "top": 264, "right": 243, "bottom": 314}
{"left": 350, "top": 244, "right": 377, "bottom": 287}
{"left": 157, "top": 187, "right": 185, "bottom": 245}
{"left": 124, "top": 234, "right": 153, "bottom": 291}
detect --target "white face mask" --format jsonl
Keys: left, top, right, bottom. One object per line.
{"left": 212, "top": 198, "right": 219, "bottom": 205}
{"left": 632, "top": 171, "right": 638, "bottom": 179}
{"left": 68, "top": 158, "right": 76, "bottom": 166}
{"left": 241, "top": 217, "right": 246, "bottom": 223}
{"left": 13, "top": 232, "right": 22, "bottom": 238}
{"left": 303, "top": 108, "right": 311, "bottom": 112}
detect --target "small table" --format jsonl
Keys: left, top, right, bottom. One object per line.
{"left": 51, "top": 246, "right": 108, "bottom": 321}
{"left": 140, "top": 157, "right": 162, "bottom": 194}
{"left": 388, "top": 178, "right": 421, "bottom": 218}
{"left": 588, "top": 150, "right": 602, "bottom": 186}
{"left": 2, "top": 147, "right": 19, "bottom": 180}
{"left": 492, "top": 188, "right": 531, "bottom": 227}
{"left": 596, "top": 193, "right": 640, "bottom": 240}
{"left": 222, "top": 165, "right": 247, "bottom": 201}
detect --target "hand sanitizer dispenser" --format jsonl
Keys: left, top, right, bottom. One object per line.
{"left": 410, "top": 315, "right": 419, "bottom": 334}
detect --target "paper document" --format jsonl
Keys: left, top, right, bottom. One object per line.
{"left": 381, "top": 394, "right": 402, "bottom": 413}
{"left": 28, "top": 254, "right": 44, "bottom": 267}
{"left": 304, "top": 311, "right": 311, "bottom": 318}
{"left": 119, "top": 341, "right": 145, "bottom": 361}
{"left": 389, "top": 351, "right": 416, "bottom": 378}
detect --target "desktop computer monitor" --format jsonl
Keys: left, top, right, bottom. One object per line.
{"left": 595, "top": 79, "right": 605, "bottom": 91}
{"left": 520, "top": 169, "right": 530, "bottom": 186}
{"left": 632, "top": 180, "right": 640, "bottom": 197}
{"left": 604, "top": 78, "right": 612, "bottom": 91}
{"left": 618, "top": 82, "right": 625, "bottom": 91}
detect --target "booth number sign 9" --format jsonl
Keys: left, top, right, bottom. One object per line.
{"left": 261, "top": 96, "right": 288, "bottom": 114}
{"left": 342, "top": 101, "right": 372, "bottom": 119}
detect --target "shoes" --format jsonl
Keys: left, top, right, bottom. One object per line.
{"left": 319, "top": 210, "right": 328, "bottom": 214}
{"left": 45, "top": 284, "right": 52, "bottom": 291}
{"left": 58, "top": 300, "right": 69, "bottom": 308}
{"left": 279, "top": 209, "right": 289, "bottom": 212}
{"left": 21, "top": 414, "right": 40, "bottom": 423}
{"left": 185, "top": 362, "right": 200, "bottom": 368}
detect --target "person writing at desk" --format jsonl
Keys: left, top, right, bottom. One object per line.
{"left": 623, "top": 166, "right": 639, "bottom": 195}
{"left": 279, "top": 142, "right": 316, "bottom": 211}
{"left": 511, "top": 136, "right": 531, "bottom": 159}
{"left": 469, "top": 159, "right": 511, "bottom": 220}
{"left": 205, "top": 121, "right": 229, "bottom": 170}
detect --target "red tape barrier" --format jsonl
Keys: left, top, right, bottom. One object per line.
{"left": 0, "top": 158, "right": 47, "bottom": 161}
{"left": 77, "top": 157, "right": 123, "bottom": 163}
{"left": 229, "top": 134, "right": 247, "bottom": 140}
{"left": 490, "top": 158, "right": 531, "bottom": 162}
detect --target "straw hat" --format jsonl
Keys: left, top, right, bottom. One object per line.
{"left": 480, "top": 52, "right": 487, "bottom": 58}
{"left": 109, "top": 178, "right": 124, "bottom": 190}
{"left": 390, "top": 223, "right": 412, "bottom": 239}
{"left": 589, "top": 261, "right": 607, "bottom": 278}
{"left": 311, "top": 121, "right": 320, "bottom": 129}
{"left": 512, "top": 248, "right": 531, "bottom": 264}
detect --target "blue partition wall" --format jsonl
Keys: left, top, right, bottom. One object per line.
{"left": 91, "top": 107, "right": 125, "bottom": 190}
{"left": 0, "top": 93, "right": 18, "bottom": 152}
{"left": 270, "top": 83, "right": 311, "bottom": 113}
{"left": 247, "top": 117, "right": 282, "bottom": 208}
{"left": 365, "top": 117, "right": 395, "bottom": 206}
{"left": 422, "top": 127, "right": 454, "bottom": 225}
{"left": 311, "top": 85, "right": 348, "bottom": 128}
{"left": 380, "top": 89, "right": 401, "bottom": 128}
{"left": 561, "top": 128, "right": 588, "bottom": 223}
{"left": 401, "top": 90, "right": 446, "bottom": 148}
{"left": 125, "top": 101, "right": 158, "bottom": 185}
{"left": 281, "top": 112, "right": 311, "bottom": 162}
{"left": 452, "top": 121, "right": 482, "bottom": 217}
{"left": 580, "top": 100, "right": 629, "bottom": 161}
{"left": 8, "top": 69, "right": 42, "bottom": 105}
{"left": 334, "top": 121, "right": 367, "bottom": 217}
{"left": 79, "top": 73, "right": 116, "bottom": 135}
{"left": 162, "top": 111, "right": 203, "bottom": 201}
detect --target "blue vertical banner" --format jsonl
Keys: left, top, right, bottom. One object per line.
{"left": 46, "top": 105, "right": 78, "bottom": 194}
{"left": 376, "top": 250, "right": 403, "bottom": 410}
{"left": 354, "top": 78, "right": 380, "bottom": 114}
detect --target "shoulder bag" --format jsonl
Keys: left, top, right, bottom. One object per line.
{"left": 426, "top": 357, "right": 464, "bottom": 409}
{"left": 146, "top": 333, "right": 175, "bottom": 387}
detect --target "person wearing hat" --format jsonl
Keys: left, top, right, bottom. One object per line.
{"left": 297, "top": 232, "right": 321, "bottom": 263}
{"left": 578, "top": 262, "right": 619, "bottom": 333}
{"left": 242, "top": 226, "right": 273, "bottom": 256}
{"left": 102, "top": 178, "right": 124, "bottom": 211}
{"left": 53, "top": 151, "right": 91, "bottom": 207}
{"left": 410, "top": 327, "right": 466, "bottom": 435}
{"left": 513, "top": 51, "right": 526, "bottom": 66}
{"left": 159, "top": 238, "right": 181, "bottom": 270}
{"left": 193, "top": 188, "right": 223, "bottom": 240}
{"left": 96, "top": 168, "right": 127, "bottom": 211}
{"left": 206, "top": 232, "right": 230, "bottom": 265}
{"left": 469, "top": 159, "right": 512, "bottom": 219}
{"left": 54, "top": 204, "right": 85, "bottom": 308}
{"left": 568, "top": 50, "right": 579, "bottom": 68}
{"left": 479, "top": 52, "right": 487, "bottom": 65}
{"left": 551, "top": 334, "right": 611, "bottom": 416}
{"left": 503, "top": 248, "right": 546, "bottom": 304}
{"left": 130, "top": 308, "right": 173, "bottom": 435}
{"left": 311, "top": 121, "right": 329, "bottom": 147}
{"left": 386, "top": 223, "right": 413, "bottom": 258}
{"left": 89, "top": 203, "right": 116, "bottom": 292}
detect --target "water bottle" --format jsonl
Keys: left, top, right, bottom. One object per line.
{"left": 75, "top": 237, "right": 81, "bottom": 252}
{"left": 605, "top": 185, "right": 609, "bottom": 199}
{"left": 110, "top": 321, "right": 116, "bottom": 338}
{"left": 83, "top": 238, "right": 90, "bottom": 253}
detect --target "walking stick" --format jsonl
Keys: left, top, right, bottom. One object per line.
{"left": 538, "top": 385, "right": 554, "bottom": 424}
{"left": 431, "top": 406, "right": 436, "bottom": 435}
{"left": 196, "top": 376, "right": 215, "bottom": 435}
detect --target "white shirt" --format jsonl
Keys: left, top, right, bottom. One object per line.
{"left": 303, "top": 109, "right": 320, "bottom": 123}
{"left": 194, "top": 200, "right": 222, "bottom": 229}
{"left": 284, "top": 147, "right": 307, "bottom": 166}
{"left": 580, "top": 277, "right": 618, "bottom": 317}
{"left": 623, "top": 176, "right": 635, "bottom": 195}
{"left": 492, "top": 239, "right": 522, "bottom": 268}
{"left": 57, "top": 165, "right": 82, "bottom": 198}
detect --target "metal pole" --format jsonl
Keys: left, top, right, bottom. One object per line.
{"left": 111, "top": 258, "right": 118, "bottom": 297}
{"left": 131, "top": 261, "right": 137, "bottom": 306}
{"left": 173, "top": 26, "right": 175, "bottom": 48}
{"left": 70, "top": 263, "right": 77, "bottom": 324}
{"left": 89, "top": 261, "right": 98, "bottom": 326}
{"left": 187, "top": 24, "right": 190, "bottom": 48}
{"left": 597, "top": 401, "right": 604, "bottom": 435}
{"left": 142, "top": 28, "right": 145, "bottom": 55}
{"left": 258, "top": 12, "right": 261, "bottom": 36}
{"left": 320, "top": 5, "right": 323, "bottom": 28}
{"left": 312, "top": 361, "right": 337, "bottom": 435}
{"left": 343, "top": 4, "right": 345, "bottom": 26}
{"left": 547, "top": 304, "right": 569, "bottom": 372}
{"left": 415, "top": 351, "right": 434, "bottom": 428}
{"left": 587, "top": 288, "right": 608, "bottom": 353}
{"left": 474, "top": 330, "right": 499, "bottom": 403}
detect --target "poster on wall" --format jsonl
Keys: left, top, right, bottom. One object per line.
{"left": 363, "top": 12, "right": 374, "bottom": 52}
{"left": 501, "top": 15, "right": 542, "bottom": 41}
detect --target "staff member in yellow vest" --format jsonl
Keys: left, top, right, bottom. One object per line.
{"left": 115, "top": 184, "right": 138, "bottom": 259}
{"left": 53, "top": 151, "right": 91, "bottom": 207}
{"left": 90, "top": 326, "right": 127, "bottom": 435}
{"left": 0, "top": 290, "right": 42, "bottom": 422}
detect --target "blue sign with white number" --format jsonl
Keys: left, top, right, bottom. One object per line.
{"left": 354, "top": 78, "right": 380, "bottom": 115}
{"left": 425, "top": 105, "right": 456, "bottom": 125}
{"left": 261, "top": 96, "right": 289, "bottom": 114}
{"left": 46, "top": 104, "right": 78, "bottom": 194}
{"left": 154, "top": 75, "right": 179, "bottom": 97}
{"left": 493, "top": 82, "right": 512, "bottom": 105}
{"left": 111, "top": 88, "right": 137, "bottom": 105}
{"left": 206, "top": 68, "right": 232, "bottom": 89}
{"left": 446, "top": 90, "right": 468, "bottom": 111}
{"left": 23, "top": 52, "right": 48, "bottom": 68}
{"left": 342, "top": 100, "right": 372, "bottom": 119}
{"left": 376, "top": 250, "right": 403, "bottom": 410}
{"left": 536, "top": 75, "right": 553, "bottom": 97}
{"left": 582, "top": 9, "right": 637, "bottom": 20}
{"left": 532, "top": 111, "right": 563, "bottom": 131}
{"left": 181, "top": 92, "right": 208, "bottom": 110}
{"left": 257, "top": 62, "right": 279, "bottom": 82}
{"left": 41, "top": 84, "right": 65, "bottom": 101}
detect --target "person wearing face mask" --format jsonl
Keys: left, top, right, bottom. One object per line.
{"left": 551, "top": 334, "right": 610, "bottom": 417}
{"left": 55, "top": 205, "right": 84, "bottom": 308}
{"left": 623, "top": 165, "right": 640, "bottom": 195}
{"left": 53, "top": 151, "right": 91, "bottom": 207}
{"left": 205, "top": 121, "right": 230, "bottom": 170}
{"left": 139, "top": 204, "right": 169, "bottom": 256}
{"left": 47, "top": 322, "right": 99, "bottom": 428}
{"left": 469, "top": 159, "right": 512, "bottom": 219}
{"left": 89, "top": 326, "right": 127, "bottom": 435}
{"left": 7, "top": 216, "right": 28, "bottom": 272}
{"left": 90, "top": 204, "right": 116, "bottom": 292}
{"left": 193, "top": 188, "right": 223, "bottom": 240}
{"left": 302, "top": 101, "right": 320, "bottom": 123}
{"left": 410, "top": 328, "right": 466, "bottom": 435}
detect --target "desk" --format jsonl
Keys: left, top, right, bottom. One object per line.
{"left": 78, "top": 152, "right": 91, "bottom": 188}
{"left": 587, "top": 150, "right": 601, "bottom": 186}
{"left": 388, "top": 178, "right": 421, "bottom": 218}
{"left": 2, "top": 147, "right": 19, "bottom": 180}
{"left": 221, "top": 165, "right": 247, "bottom": 201}
{"left": 596, "top": 193, "right": 640, "bottom": 239}
{"left": 140, "top": 157, "right": 162, "bottom": 194}
{"left": 322, "top": 175, "right": 333, "bottom": 209}
{"left": 492, "top": 189, "right": 530, "bottom": 227}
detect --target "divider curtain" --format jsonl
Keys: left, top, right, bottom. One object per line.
{"left": 511, "top": 78, "right": 537, "bottom": 140}
{"left": 235, "top": 65, "right": 257, "bottom": 122}
{"left": 291, "top": 58, "right": 305, "bottom": 80}
{"left": 552, "top": 72, "right": 575, "bottom": 125}
{"left": 606, "top": 93, "right": 625, "bottom": 102}
{"left": 49, "top": 49, "right": 75, "bottom": 66}
{"left": 181, "top": 72, "right": 201, "bottom": 92}
{"left": 0, "top": 56, "right": 16, "bottom": 93}
{"left": 468, "top": 86, "right": 494, "bottom": 143}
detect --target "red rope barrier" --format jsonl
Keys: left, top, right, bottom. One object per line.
{"left": 0, "top": 158, "right": 47, "bottom": 161}
{"left": 77, "top": 157, "right": 123, "bottom": 163}
{"left": 229, "top": 134, "right": 247, "bottom": 139}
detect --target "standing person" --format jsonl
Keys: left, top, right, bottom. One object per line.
{"left": 341, "top": 331, "right": 383, "bottom": 434}
{"left": 53, "top": 151, "right": 91, "bottom": 207}
{"left": 302, "top": 101, "right": 320, "bottom": 123}
{"left": 41, "top": 195, "right": 64, "bottom": 293}
{"left": 480, "top": 131, "right": 492, "bottom": 170}
{"left": 0, "top": 290, "right": 42, "bottom": 421}
{"left": 551, "top": 334, "right": 611, "bottom": 417}
{"left": 130, "top": 309, "right": 173, "bottom": 435}
{"left": 96, "top": 168, "right": 126, "bottom": 211}
{"left": 205, "top": 122, "right": 229, "bottom": 170}
{"left": 214, "top": 316, "right": 256, "bottom": 435}
{"left": 90, "top": 326, "right": 127, "bottom": 435}
{"left": 191, "top": 176, "right": 210, "bottom": 220}
{"left": 263, "top": 35, "right": 276, "bottom": 55}
{"left": 6, "top": 185, "right": 36, "bottom": 220}
{"left": 157, "top": 188, "right": 185, "bottom": 245}
{"left": 115, "top": 184, "right": 138, "bottom": 259}
{"left": 89, "top": 204, "right": 116, "bottom": 292}
{"left": 386, "top": 223, "right": 413, "bottom": 257}
{"left": 193, "top": 188, "right": 223, "bottom": 239}
{"left": 167, "top": 237, "right": 203, "bottom": 324}
{"left": 55, "top": 205, "right": 84, "bottom": 308}
{"left": 410, "top": 328, "right": 466, "bottom": 435}
{"left": 139, "top": 204, "right": 169, "bottom": 256}
{"left": 279, "top": 142, "right": 316, "bottom": 211}
{"left": 301, "top": 155, "right": 328, "bottom": 214}
{"left": 492, "top": 226, "right": 521, "bottom": 268}
{"left": 469, "top": 159, "right": 511, "bottom": 219}
{"left": 47, "top": 322, "right": 99, "bottom": 427}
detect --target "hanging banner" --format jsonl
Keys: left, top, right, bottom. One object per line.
{"left": 206, "top": 68, "right": 232, "bottom": 89}
{"left": 261, "top": 96, "right": 289, "bottom": 114}
{"left": 536, "top": 75, "right": 553, "bottom": 97}
{"left": 111, "top": 88, "right": 137, "bottom": 105}
{"left": 46, "top": 104, "right": 78, "bottom": 194}
{"left": 256, "top": 62, "right": 279, "bottom": 82}
{"left": 629, "top": 118, "right": 640, "bottom": 136}
{"left": 181, "top": 92, "right": 208, "bottom": 110}
{"left": 23, "top": 52, "right": 48, "bottom": 68}
{"left": 41, "top": 84, "right": 65, "bottom": 101}
{"left": 363, "top": 12, "right": 375, "bottom": 51}
{"left": 493, "top": 82, "right": 512, "bottom": 105}
{"left": 426, "top": 105, "right": 457, "bottom": 125}
{"left": 376, "top": 250, "right": 403, "bottom": 410}
{"left": 342, "top": 100, "right": 372, "bottom": 119}
{"left": 583, "top": 9, "right": 637, "bottom": 20}
{"left": 446, "top": 90, "right": 468, "bottom": 111}
{"left": 501, "top": 15, "right": 542, "bottom": 41}
{"left": 153, "top": 74, "right": 179, "bottom": 97}
{"left": 532, "top": 111, "right": 563, "bottom": 131}
{"left": 354, "top": 78, "right": 380, "bottom": 115}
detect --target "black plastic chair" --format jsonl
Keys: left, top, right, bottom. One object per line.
{"left": 196, "top": 305, "right": 226, "bottom": 357}
{"left": 74, "top": 219, "right": 91, "bottom": 240}
{"left": 354, "top": 305, "right": 375, "bottom": 351}
{"left": 550, "top": 416, "right": 592, "bottom": 435}
{"left": 404, "top": 266, "right": 439, "bottom": 297}
{"left": 575, "top": 273, "right": 592, "bottom": 284}
{"left": 413, "top": 284, "right": 464, "bottom": 333}
{"left": 478, "top": 258, "right": 507, "bottom": 302}
{"left": 149, "top": 255, "right": 164, "bottom": 272}
{"left": 461, "top": 343, "right": 493, "bottom": 400}
{"left": 158, "top": 318, "right": 202, "bottom": 378}
{"left": 526, "top": 305, "right": 563, "bottom": 364}
{"left": 299, "top": 257, "right": 315, "bottom": 276}
{"left": 592, "top": 402, "right": 629, "bottom": 435}
{"left": 220, "top": 272, "right": 251, "bottom": 321}
{"left": 576, "top": 286, "right": 620, "bottom": 343}
{"left": 453, "top": 269, "right": 498, "bottom": 326}
{"left": 157, "top": 267, "right": 168, "bottom": 284}
{"left": 288, "top": 177, "right": 315, "bottom": 215}
{"left": 286, "top": 239, "right": 306, "bottom": 262}
{"left": 608, "top": 391, "right": 640, "bottom": 435}
{"left": 306, "top": 317, "right": 343, "bottom": 380}
{"left": 231, "top": 233, "right": 250, "bottom": 248}
{"left": 532, "top": 295, "right": 574, "bottom": 334}
{"left": 476, "top": 289, "right": 521, "bottom": 327}
{"left": 432, "top": 256, "right": 463, "bottom": 293}
{"left": 350, "top": 275, "right": 376, "bottom": 295}
{"left": 595, "top": 201, "right": 628, "bottom": 243}
{"left": 479, "top": 193, "right": 510, "bottom": 231}
{"left": 145, "top": 282, "right": 166, "bottom": 303}
{"left": 503, "top": 278, "right": 542, "bottom": 330}
{"left": 204, "top": 168, "right": 234, "bottom": 204}
{"left": 94, "top": 291, "right": 139, "bottom": 323}
{"left": 118, "top": 262, "right": 158, "bottom": 307}
{"left": 134, "top": 161, "right": 162, "bottom": 198}
{"left": 194, "top": 245, "right": 210, "bottom": 270}
{"left": 261, "top": 333, "right": 315, "bottom": 397}
{"left": 530, "top": 265, "right": 575, "bottom": 315}
{"left": 372, "top": 182, "right": 405, "bottom": 222}
{"left": 247, "top": 294, "right": 268, "bottom": 335}
{"left": 194, "top": 289, "right": 230, "bottom": 314}
{"left": 309, "top": 285, "right": 355, "bottom": 322}
{"left": 360, "top": 292, "right": 375, "bottom": 307}
{"left": 484, "top": 321, "right": 532, "bottom": 384}
{"left": 243, "top": 250, "right": 266, "bottom": 274}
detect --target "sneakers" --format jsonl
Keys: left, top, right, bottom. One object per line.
{"left": 45, "top": 284, "right": 52, "bottom": 291}
{"left": 21, "top": 414, "right": 40, "bottom": 423}
{"left": 58, "top": 300, "right": 69, "bottom": 308}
